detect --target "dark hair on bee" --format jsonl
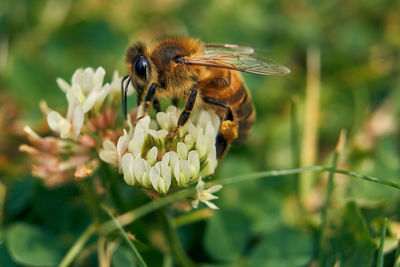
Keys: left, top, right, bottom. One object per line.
{"left": 125, "top": 42, "right": 144, "bottom": 63}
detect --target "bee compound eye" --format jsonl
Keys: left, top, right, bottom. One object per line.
{"left": 135, "top": 56, "right": 149, "bottom": 77}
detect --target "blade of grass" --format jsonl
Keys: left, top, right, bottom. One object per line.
{"left": 59, "top": 223, "right": 97, "bottom": 267}
{"left": 100, "top": 166, "right": 400, "bottom": 234}
{"left": 0, "top": 181, "right": 5, "bottom": 228}
{"left": 394, "top": 240, "right": 400, "bottom": 267}
{"left": 300, "top": 46, "right": 321, "bottom": 204}
{"left": 376, "top": 218, "right": 387, "bottom": 267}
{"left": 290, "top": 97, "right": 303, "bottom": 212}
{"left": 318, "top": 130, "right": 345, "bottom": 266}
{"left": 101, "top": 204, "right": 148, "bottom": 267}
{"left": 218, "top": 166, "right": 400, "bottom": 190}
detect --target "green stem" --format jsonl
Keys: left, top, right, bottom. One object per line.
{"left": 159, "top": 209, "right": 197, "bottom": 267}
{"left": 290, "top": 98, "right": 301, "bottom": 201}
{"left": 102, "top": 205, "right": 148, "bottom": 267}
{"left": 218, "top": 166, "right": 400, "bottom": 190}
{"left": 100, "top": 166, "right": 400, "bottom": 234}
{"left": 174, "top": 209, "right": 214, "bottom": 227}
{"left": 100, "top": 188, "right": 196, "bottom": 234}
{"left": 394, "top": 240, "right": 400, "bottom": 267}
{"left": 376, "top": 218, "right": 387, "bottom": 267}
{"left": 318, "top": 150, "right": 339, "bottom": 266}
{"left": 59, "top": 223, "right": 97, "bottom": 267}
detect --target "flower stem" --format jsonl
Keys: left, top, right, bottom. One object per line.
{"left": 100, "top": 188, "right": 196, "bottom": 234}
{"left": 102, "top": 204, "right": 148, "bottom": 267}
{"left": 100, "top": 165, "right": 400, "bottom": 235}
{"left": 174, "top": 209, "right": 214, "bottom": 227}
{"left": 158, "top": 208, "right": 197, "bottom": 267}
{"left": 59, "top": 223, "right": 97, "bottom": 267}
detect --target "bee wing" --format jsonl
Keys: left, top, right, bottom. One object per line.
{"left": 182, "top": 44, "right": 290, "bottom": 76}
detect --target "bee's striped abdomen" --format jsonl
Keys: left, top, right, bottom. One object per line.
{"left": 231, "top": 83, "right": 255, "bottom": 142}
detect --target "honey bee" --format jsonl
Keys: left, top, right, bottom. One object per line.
{"left": 122, "top": 37, "right": 290, "bottom": 159}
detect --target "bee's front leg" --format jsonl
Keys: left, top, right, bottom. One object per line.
{"left": 168, "top": 89, "right": 198, "bottom": 138}
{"left": 121, "top": 75, "right": 131, "bottom": 120}
{"left": 153, "top": 99, "right": 160, "bottom": 113}
{"left": 137, "top": 83, "right": 157, "bottom": 120}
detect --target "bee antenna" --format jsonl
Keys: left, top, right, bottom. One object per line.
{"left": 121, "top": 75, "right": 131, "bottom": 120}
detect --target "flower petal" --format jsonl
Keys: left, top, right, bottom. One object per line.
{"left": 146, "top": 146, "right": 158, "bottom": 166}
{"left": 177, "top": 142, "right": 188, "bottom": 159}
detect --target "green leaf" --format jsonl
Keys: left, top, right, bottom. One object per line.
{"left": 0, "top": 231, "right": 18, "bottom": 267}
{"left": 247, "top": 227, "right": 313, "bottom": 267}
{"left": 204, "top": 209, "right": 250, "bottom": 262}
{"left": 323, "top": 202, "right": 376, "bottom": 266}
{"left": 6, "top": 223, "right": 65, "bottom": 267}
{"left": 112, "top": 246, "right": 137, "bottom": 267}
{"left": 5, "top": 177, "right": 36, "bottom": 217}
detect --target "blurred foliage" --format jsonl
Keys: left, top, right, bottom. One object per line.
{"left": 1, "top": 0, "right": 400, "bottom": 266}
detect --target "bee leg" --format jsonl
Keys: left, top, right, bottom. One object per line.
{"left": 172, "top": 97, "right": 179, "bottom": 107}
{"left": 137, "top": 83, "right": 157, "bottom": 120}
{"left": 153, "top": 99, "right": 160, "bottom": 113}
{"left": 169, "top": 89, "right": 198, "bottom": 138}
{"left": 121, "top": 75, "right": 131, "bottom": 120}
{"left": 202, "top": 97, "right": 239, "bottom": 159}
{"left": 215, "top": 133, "right": 229, "bottom": 160}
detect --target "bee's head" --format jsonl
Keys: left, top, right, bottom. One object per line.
{"left": 125, "top": 43, "right": 155, "bottom": 104}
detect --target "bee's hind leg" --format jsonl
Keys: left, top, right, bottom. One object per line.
{"left": 202, "top": 97, "right": 238, "bottom": 159}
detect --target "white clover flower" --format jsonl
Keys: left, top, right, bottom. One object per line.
{"left": 48, "top": 67, "right": 112, "bottom": 139}
{"left": 99, "top": 129, "right": 130, "bottom": 171}
{"left": 192, "top": 178, "right": 223, "bottom": 210}
{"left": 57, "top": 67, "right": 111, "bottom": 113}
{"left": 115, "top": 106, "right": 220, "bottom": 194}
{"left": 47, "top": 107, "right": 83, "bottom": 140}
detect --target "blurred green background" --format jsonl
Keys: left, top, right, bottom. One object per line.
{"left": 1, "top": 0, "right": 400, "bottom": 266}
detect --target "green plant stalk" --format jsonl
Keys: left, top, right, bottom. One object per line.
{"left": 394, "top": 240, "right": 400, "bottom": 267}
{"left": 174, "top": 209, "right": 214, "bottom": 227}
{"left": 0, "top": 182, "right": 5, "bottom": 229}
{"left": 290, "top": 98, "right": 303, "bottom": 210}
{"left": 58, "top": 165, "right": 400, "bottom": 267}
{"left": 159, "top": 209, "right": 197, "bottom": 267}
{"left": 100, "top": 166, "right": 400, "bottom": 235}
{"left": 377, "top": 218, "right": 387, "bottom": 267}
{"left": 300, "top": 47, "right": 321, "bottom": 204}
{"left": 318, "top": 150, "right": 339, "bottom": 266}
{"left": 102, "top": 205, "right": 148, "bottom": 267}
{"left": 219, "top": 166, "right": 400, "bottom": 190}
{"left": 59, "top": 223, "right": 97, "bottom": 267}
{"left": 100, "top": 188, "right": 196, "bottom": 234}
{"left": 163, "top": 253, "right": 173, "bottom": 267}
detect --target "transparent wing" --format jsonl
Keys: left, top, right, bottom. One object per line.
{"left": 182, "top": 44, "right": 290, "bottom": 76}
